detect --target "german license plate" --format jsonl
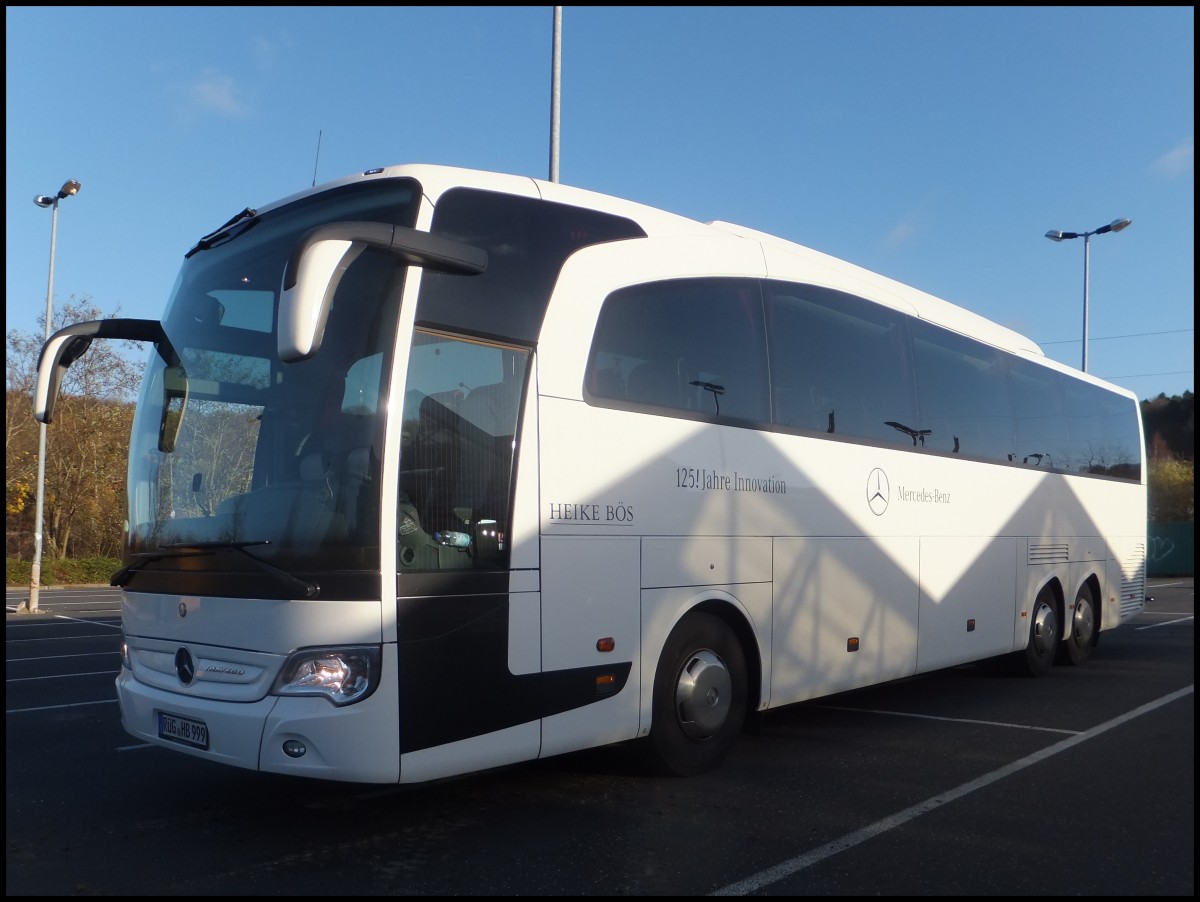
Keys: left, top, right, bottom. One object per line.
{"left": 157, "top": 710, "right": 209, "bottom": 750}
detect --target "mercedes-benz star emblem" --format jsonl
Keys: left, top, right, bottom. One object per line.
{"left": 175, "top": 647, "right": 196, "bottom": 685}
{"left": 867, "top": 468, "right": 890, "bottom": 516}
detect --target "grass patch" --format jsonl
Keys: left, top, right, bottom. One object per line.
{"left": 6, "top": 556, "right": 121, "bottom": 587}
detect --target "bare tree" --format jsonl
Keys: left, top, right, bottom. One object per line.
{"left": 5, "top": 297, "right": 142, "bottom": 560}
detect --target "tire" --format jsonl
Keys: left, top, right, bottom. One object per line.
{"left": 643, "top": 612, "right": 748, "bottom": 777}
{"left": 1018, "top": 588, "right": 1059, "bottom": 677}
{"left": 1058, "top": 584, "right": 1097, "bottom": 666}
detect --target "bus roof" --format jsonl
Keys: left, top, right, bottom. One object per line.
{"left": 266, "top": 162, "right": 1050, "bottom": 361}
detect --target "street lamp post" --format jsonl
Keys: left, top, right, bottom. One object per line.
{"left": 549, "top": 6, "right": 562, "bottom": 183}
{"left": 23, "top": 178, "right": 82, "bottom": 615}
{"left": 1045, "top": 217, "right": 1132, "bottom": 373}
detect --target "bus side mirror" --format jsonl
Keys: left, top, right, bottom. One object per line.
{"left": 277, "top": 235, "right": 365, "bottom": 363}
{"left": 278, "top": 221, "right": 487, "bottom": 363}
{"left": 34, "top": 318, "right": 175, "bottom": 425}
{"left": 34, "top": 333, "right": 93, "bottom": 424}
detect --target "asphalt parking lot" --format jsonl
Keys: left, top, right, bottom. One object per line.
{"left": 6, "top": 579, "right": 1193, "bottom": 896}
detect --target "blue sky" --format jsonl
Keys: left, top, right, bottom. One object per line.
{"left": 6, "top": 6, "right": 1194, "bottom": 402}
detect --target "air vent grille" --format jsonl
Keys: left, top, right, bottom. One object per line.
{"left": 1028, "top": 543, "right": 1069, "bottom": 565}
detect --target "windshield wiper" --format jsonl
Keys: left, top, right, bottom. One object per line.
{"left": 185, "top": 207, "right": 259, "bottom": 258}
{"left": 112, "top": 540, "right": 320, "bottom": 598}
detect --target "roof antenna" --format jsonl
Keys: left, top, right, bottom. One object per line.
{"left": 311, "top": 130, "right": 322, "bottom": 187}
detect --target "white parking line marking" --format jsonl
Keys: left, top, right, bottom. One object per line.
{"left": 814, "top": 704, "right": 1079, "bottom": 735}
{"left": 711, "top": 685, "right": 1195, "bottom": 896}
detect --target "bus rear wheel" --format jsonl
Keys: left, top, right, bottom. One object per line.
{"left": 643, "top": 612, "right": 747, "bottom": 777}
{"left": 1018, "top": 588, "right": 1059, "bottom": 677}
{"left": 1058, "top": 584, "right": 1097, "bottom": 666}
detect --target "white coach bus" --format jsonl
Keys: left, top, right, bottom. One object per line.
{"left": 34, "top": 163, "right": 1147, "bottom": 783}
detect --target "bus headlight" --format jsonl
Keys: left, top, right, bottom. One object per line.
{"left": 272, "top": 646, "right": 381, "bottom": 706}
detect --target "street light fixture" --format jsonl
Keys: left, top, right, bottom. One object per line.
{"left": 23, "top": 179, "right": 82, "bottom": 614}
{"left": 1045, "top": 217, "right": 1132, "bottom": 373}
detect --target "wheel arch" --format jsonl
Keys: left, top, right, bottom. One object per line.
{"left": 687, "top": 596, "right": 763, "bottom": 718}
{"left": 1031, "top": 575, "right": 1066, "bottom": 639}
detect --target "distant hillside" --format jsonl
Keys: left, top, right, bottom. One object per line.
{"left": 1141, "top": 391, "right": 1194, "bottom": 460}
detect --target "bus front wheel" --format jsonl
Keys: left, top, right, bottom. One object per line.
{"left": 643, "top": 612, "right": 747, "bottom": 777}
{"left": 1058, "top": 584, "right": 1097, "bottom": 666}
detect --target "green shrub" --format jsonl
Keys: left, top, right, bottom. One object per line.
{"left": 6, "top": 556, "right": 121, "bottom": 587}
{"left": 6, "top": 557, "right": 31, "bottom": 587}
{"left": 1149, "top": 458, "right": 1195, "bottom": 522}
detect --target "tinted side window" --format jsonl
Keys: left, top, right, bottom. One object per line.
{"left": 1011, "top": 359, "right": 1142, "bottom": 480}
{"left": 587, "top": 278, "right": 769, "bottom": 423}
{"left": 424, "top": 189, "right": 646, "bottom": 343}
{"left": 1099, "top": 392, "right": 1143, "bottom": 481}
{"left": 1010, "top": 359, "right": 1070, "bottom": 471}
{"left": 763, "top": 282, "right": 917, "bottom": 446}
{"left": 910, "top": 318, "right": 1013, "bottom": 461}
{"left": 398, "top": 332, "right": 531, "bottom": 571}
{"left": 1061, "top": 378, "right": 1143, "bottom": 479}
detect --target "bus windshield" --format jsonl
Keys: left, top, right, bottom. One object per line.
{"left": 124, "top": 179, "right": 419, "bottom": 597}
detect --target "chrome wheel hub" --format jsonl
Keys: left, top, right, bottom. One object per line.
{"left": 674, "top": 649, "right": 731, "bottom": 740}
